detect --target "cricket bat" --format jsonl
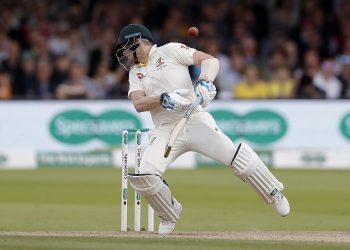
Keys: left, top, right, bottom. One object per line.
{"left": 164, "top": 94, "right": 203, "bottom": 158}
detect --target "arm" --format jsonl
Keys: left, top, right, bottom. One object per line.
{"left": 193, "top": 51, "right": 219, "bottom": 81}
{"left": 130, "top": 89, "right": 193, "bottom": 113}
{"left": 130, "top": 90, "right": 161, "bottom": 113}
{"left": 193, "top": 50, "right": 214, "bottom": 65}
{"left": 192, "top": 51, "right": 219, "bottom": 108}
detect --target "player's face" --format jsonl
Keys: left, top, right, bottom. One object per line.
{"left": 116, "top": 36, "right": 141, "bottom": 70}
{"left": 123, "top": 48, "right": 137, "bottom": 66}
{"left": 135, "top": 40, "right": 150, "bottom": 64}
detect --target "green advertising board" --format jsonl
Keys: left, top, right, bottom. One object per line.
{"left": 37, "top": 151, "right": 113, "bottom": 168}
{"left": 210, "top": 109, "right": 287, "bottom": 144}
{"left": 49, "top": 110, "right": 142, "bottom": 145}
{"left": 340, "top": 112, "right": 350, "bottom": 141}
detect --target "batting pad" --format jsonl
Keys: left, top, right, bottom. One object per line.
{"left": 129, "top": 174, "right": 180, "bottom": 222}
{"left": 231, "top": 143, "right": 284, "bottom": 203}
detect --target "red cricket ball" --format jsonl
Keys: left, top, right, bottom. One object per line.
{"left": 188, "top": 27, "right": 199, "bottom": 37}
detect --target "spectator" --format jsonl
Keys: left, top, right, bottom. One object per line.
{"left": 268, "top": 65, "right": 295, "bottom": 99}
{"left": 159, "top": 7, "right": 185, "bottom": 44}
{"left": 294, "top": 49, "right": 324, "bottom": 99}
{"left": 106, "top": 66, "right": 128, "bottom": 99}
{"left": 19, "top": 50, "right": 37, "bottom": 99}
{"left": 88, "top": 28, "right": 116, "bottom": 77}
{"left": 0, "top": 27, "right": 10, "bottom": 63}
{"left": 50, "top": 54, "right": 70, "bottom": 92}
{"left": 313, "top": 59, "right": 342, "bottom": 99}
{"left": 30, "top": 31, "right": 51, "bottom": 60}
{"left": 0, "top": 0, "right": 349, "bottom": 100}
{"left": 230, "top": 20, "right": 250, "bottom": 47}
{"left": 1, "top": 40, "right": 23, "bottom": 97}
{"left": 0, "top": 70, "right": 11, "bottom": 99}
{"left": 242, "top": 0, "right": 269, "bottom": 42}
{"left": 56, "top": 61, "right": 98, "bottom": 99}
{"left": 48, "top": 21, "right": 70, "bottom": 57}
{"left": 234, "top": 64, "right": 268, "bottom": 99}
{"left": 337, "top": 37, "right": 350, "bottom": 98}
{"left": 294, "top": 75, "right": 325, "bottom": 99}
{"left": 201, "top": 38, "right": 232, "bottom": 98}
{"left": 93, "top": 60, "right": 117, "bottom": 99}
{"left": 68, "top": 29, "right": 87, "bottom": 67}
{"left": 284, "top": 40, "right": 298, "bottom": 70}
{"left": 217, "top": 50, "right": 245, "bottom": 99}
{"left": 264, "top": 48, "right": 288, "bottom": 80}
{"left": 241, "top": 36, "right": 258, "bottom": 65}
{"left": 268, "top": 0, "right": 299, "bottom": 33}
{"left": 339, "top": 62, "right": 350, "bottom": 98}
{"left": 31, "top": 58, "right": 55, "bottom": 99}
{"left": 295, "top": 49, "right": 320, "bottom": 81}
{"left": 80, "top": 20, "right": 102, "bottom": 52}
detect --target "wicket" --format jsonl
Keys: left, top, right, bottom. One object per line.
{"left": 121, "top": 128, "right": 154, "bottom": 232}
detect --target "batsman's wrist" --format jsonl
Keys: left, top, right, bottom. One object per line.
{"left": 160, "top": 93, "right": 168, "bottom": 107}
{"left": 195, "top": 79, "right": 204, "bottom": 87}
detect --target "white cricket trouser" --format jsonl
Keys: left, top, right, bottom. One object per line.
{"left": 140, "top": 111, "right": 237, "bottom": 175}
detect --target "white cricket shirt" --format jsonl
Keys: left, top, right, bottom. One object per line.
{"left": 128, "top": 43, "right": 200, "bottom": 126}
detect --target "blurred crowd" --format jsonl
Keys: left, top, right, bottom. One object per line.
{"left": 0, "top": 0, "right": 350, "bottom": 100}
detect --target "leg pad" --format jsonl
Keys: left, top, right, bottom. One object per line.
{"left": 129, "top": 174, "right": 180, "bottom": 222}
{"left": 231, "top": 143, "right": 284, "bottom": 203}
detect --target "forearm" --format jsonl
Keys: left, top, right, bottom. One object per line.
{"left": 198, "top": 58, "right": 219, "bottom": 81}
{"left": 193, "top": 51, "right": 220, "bottom": 82}
{"left": 133, "top": 95, "right": 161, "bottom": 112}
{"left": 193, "top": 55, "right": 219, "bottom": 108}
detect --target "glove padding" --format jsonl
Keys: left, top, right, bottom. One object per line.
{"left": 195, "top": 80, "right": 217, "bottom": 108}
{"left": 160, "top": 89, "right": 192, "bottom": 112}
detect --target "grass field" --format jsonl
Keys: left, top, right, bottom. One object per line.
{"left": 0, "top": 168, "right": 349, "bottom": 249}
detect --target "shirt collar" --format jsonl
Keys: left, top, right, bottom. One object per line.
{"left": 135, "top": 44, "right": 157, "bottom": 68}
{"left": 148, "top": 44, "right": 157, "bottom": 60}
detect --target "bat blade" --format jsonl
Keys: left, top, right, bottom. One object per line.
{"left": 163, "top": 146, "right": 172, "bottom": 158}
{"left": 163, "top": 118, "right": 186, "bottom": 158}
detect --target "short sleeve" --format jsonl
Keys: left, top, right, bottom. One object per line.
{"left": 127, "top": 69, "right": 144, "bottom": 98}
{"left": 162, "top": 43, "right": 196, "bottom": 66}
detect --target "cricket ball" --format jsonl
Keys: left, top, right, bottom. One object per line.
{"left": 188, "top": 27, "right": 199, "bottom": 37}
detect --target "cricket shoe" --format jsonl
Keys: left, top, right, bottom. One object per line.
{"left": 271, "top": 190, "right": 290, "bottom": 217}
{"left": 158, "top": 198, "right": 183, "bottom": 235}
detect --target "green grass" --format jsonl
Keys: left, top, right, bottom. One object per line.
{"left": 0, "top": 168, "right": 349, "bottom": 249}
{"left": 0, "top": 236, "right": 349, "bottom": 250}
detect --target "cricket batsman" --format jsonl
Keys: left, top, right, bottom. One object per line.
{"left": 115, "top": 24, "right": 290, "bottom": 235}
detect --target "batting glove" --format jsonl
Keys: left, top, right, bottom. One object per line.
{"left": 160, "top": 89, "right": 192, "bottom": 112}
{"left": 195, "top": 80, "right": 217, "bottom": 108}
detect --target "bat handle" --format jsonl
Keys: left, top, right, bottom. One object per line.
{"left": 164, "top": 145, "right": 172, "bottom": 158}
{"left": 185, "top": 94, "right": 203, "bottom": 118}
